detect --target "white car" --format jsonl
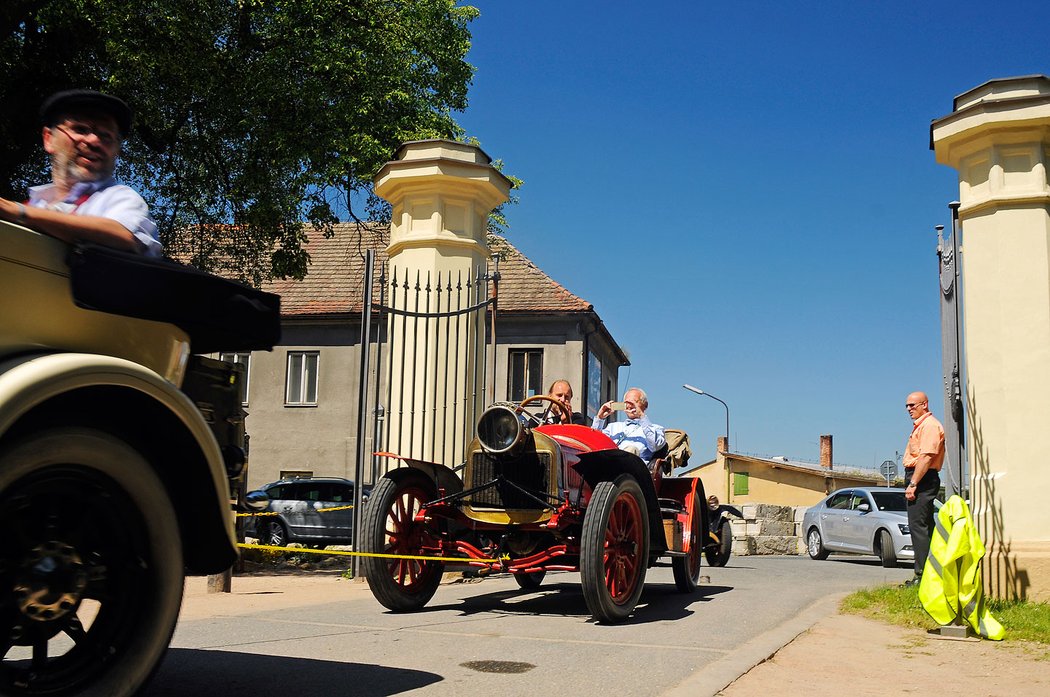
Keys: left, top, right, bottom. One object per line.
{"left": 802, "top": 487, "right": 913, "bottom": 567}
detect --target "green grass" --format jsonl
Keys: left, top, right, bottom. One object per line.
{"left": 842, "top": 584, "right": 1050, "bottom": 645}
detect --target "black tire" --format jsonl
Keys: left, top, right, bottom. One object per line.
{"left": 265, "top": 519, "right": 288, "bottom": 547}
{"left": 580, "top": 475, "right": 649, "bottom": 623}
{"left": 0, "top": 428, "right": 183, "bottom": 696}
{"left": 514, "top": 570, "right": 546, "bottom": 590}
{"left": 807, "top": 527, "right": 829, "bottom": 560}
{"left": 672, "top": 494, "right": 703, "bottom": 591}
{"left": 705, "top": 519, "right": 733, "bottom": 567}
{"left": 361, "top": 474, "right": 444, "bottom": 612}
{"left": 878, "top": 529, "right": 898, "bottom": 568}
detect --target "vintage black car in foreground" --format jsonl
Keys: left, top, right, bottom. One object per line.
{"left": 0, "top": 220, "right": 278, "bottom": 695}
{"left": 362, "top": 396, "right": 707, "bottom": 623}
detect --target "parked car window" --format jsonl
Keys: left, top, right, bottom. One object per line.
{"left": 281, "top": 483, "right": 304, "bottom": 500}
{"left": 298, "top": 484, "right": 324, "bottom": 501}
{"left": 871, "top": 491, "right": 907, "bottom": 512}
{"left": 266, "top": 484, "right": 287, "bottom": 499}
{"left": 826, "top": 492, "right": 851, "bottom": 510}
{"left": 323, "top": 483, "right": 354, "bottom": 502}
{"left": 849, "top": 493, "right": 869, "bottom": 510}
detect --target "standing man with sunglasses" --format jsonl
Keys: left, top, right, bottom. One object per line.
{"left": 901, "top": 391, "right": 945, "bottom": 587}
{"left": 0, "top": 89, "right": 161, "bottom": 256}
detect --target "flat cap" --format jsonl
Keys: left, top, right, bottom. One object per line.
{"left": 40, "top": 89, "right": 133, "bottom": 136}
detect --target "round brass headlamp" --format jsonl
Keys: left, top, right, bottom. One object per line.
{"left": 477, "top": 405, "right": 526, "bottom": 453}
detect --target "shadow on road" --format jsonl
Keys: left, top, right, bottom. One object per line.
{"left": 825, "top": 556, "right": 910, "bottom": 569}
{"left": 635, "top": 583, "right": 733, "bottom": 622}
{"left": 144, "top": 649, "right": 442, "bottom": 696}
{"left": 419, "top": 577, "right": 734, "bottom": 625}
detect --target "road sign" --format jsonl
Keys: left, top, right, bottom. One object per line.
{"left": 880, "top": 459, "right": 897, "bottom": 485}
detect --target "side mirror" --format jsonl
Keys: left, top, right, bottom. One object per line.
{"left": 244, "top": 489, "right": 270, "bottom": 511}
{"left": 857, "top": 502, "right": 871, "bottom": 513}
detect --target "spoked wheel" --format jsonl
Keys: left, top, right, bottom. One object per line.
{"left": 265, "top": 519, "right": 288, "bottom": 547}
{"left": 361, "top": 473, "right": 444, "bottom": 612}
{"left": 705, "top": 520, "right": 733, "bottom": 567}
{"left": 513, "top": 570, "right": 546, "bottom": 590}
{"left": 580, "top": 475, "right": 649, "bottom": 623}
{"left": 672, "top": 494, "right": 704, "bottom": 591}
{"left": 0, "top": 428, "right": 183, "bottom": 696}
{"left": 807, "top": 528, "right": 829, "bottom": 560}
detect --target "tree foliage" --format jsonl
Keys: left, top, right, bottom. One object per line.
{"left": 1, "top": 0, "right": 484, "bottom": 283}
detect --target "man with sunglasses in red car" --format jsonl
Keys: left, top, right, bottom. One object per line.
{"left": 0, "top": 89, "right": 161, "bottom": 256}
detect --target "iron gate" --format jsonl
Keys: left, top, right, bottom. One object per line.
{"left": 357, "top": 251, "right": 496, "bottom": 485}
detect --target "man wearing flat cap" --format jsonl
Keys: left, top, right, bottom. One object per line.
{"left": 0, "top": 89, "right": 161, "bottom": 256}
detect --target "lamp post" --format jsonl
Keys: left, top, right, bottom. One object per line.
{"left": 683, "top": 384, "right": 730, "bottom": 451}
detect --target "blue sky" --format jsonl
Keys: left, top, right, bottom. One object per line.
{"left": 455, "top": 1, "right": 1048, "bottom": 470}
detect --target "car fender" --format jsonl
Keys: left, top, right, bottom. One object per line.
{"left": 874, "top": 524, "right": 907, "bottom": 553}
{"left": 374, "top": 451, "right": 464, "bottom": 496}
{"left": 0, "top": 351, "right": 236, "bottom": 572}
{"left": 659, "top": 475, "right": 708, "bottom": 553}
{"left": 574, "top": 448, "right": 665, "bottom": 555}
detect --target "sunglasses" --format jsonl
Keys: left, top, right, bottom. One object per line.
{"left": 53, "top": 122, "right": 118, "bottom": 147}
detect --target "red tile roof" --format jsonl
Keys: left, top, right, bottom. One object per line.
{"left": 264, "top": 224, "right": 593, "bottom": 317}
{"left": 489, "top": 235, "right": 591, "bottom": 314}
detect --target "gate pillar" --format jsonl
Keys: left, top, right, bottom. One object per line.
{"left": 374, "top": 140, "right": 511, "bottom": 462}
{"left": 931, "top": 75, "right": 1050, "bottom": 601}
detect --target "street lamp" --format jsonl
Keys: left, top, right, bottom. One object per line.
{"left": 683, "top": 384, "right": 730, "bottom": 451}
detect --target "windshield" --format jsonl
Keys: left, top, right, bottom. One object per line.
{"left": 871, "top": 491, "right": 906, "bottom": 512}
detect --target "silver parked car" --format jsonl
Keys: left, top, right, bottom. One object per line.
{"left": 247, "top": 477, "right": 369, "bottom": 547}
{"left": 802, "top": 487, "right": 913, "bottom": 568}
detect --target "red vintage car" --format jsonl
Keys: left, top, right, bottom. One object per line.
{"left": 361, "top": 396, "right": 707, "bottom": 623}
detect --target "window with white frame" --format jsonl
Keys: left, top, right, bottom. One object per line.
{"left": 285, "top": 351, "right": 319, "bottom": 406}
{"left": 508, "top": 349, "right": 543, "bottom": 402}
{"left": 219, "top": 352, "right": 251, "bottom": 405}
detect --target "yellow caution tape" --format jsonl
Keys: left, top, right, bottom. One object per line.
{"left": 236, "top": 504, "right": 354, "bottom": 518}
{"left": 238, "top": 542, "right": 496, "bottom": 564}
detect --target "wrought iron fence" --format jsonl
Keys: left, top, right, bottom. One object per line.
{"left": 365, "top": 260, "right": 494, "bottom": 479}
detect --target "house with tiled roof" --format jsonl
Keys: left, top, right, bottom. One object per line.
{"left": 679, "top": 435, "right": 884, "bottom": 508}
{"left": 230, "top": 224, "right": 628, "bottom": 488}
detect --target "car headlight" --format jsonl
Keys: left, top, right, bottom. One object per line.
{"left": 898, "top": 523, "right": 910, "bottom": 535}
{"left": 477, "top": 405, "right": 526, "bottom": 453}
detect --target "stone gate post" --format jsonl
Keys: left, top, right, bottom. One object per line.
{"left": 931, "top": 75, "right": 1050, "bottom": 600}
{"left": 373, "top": 140, "right": 511, "bottom": 462}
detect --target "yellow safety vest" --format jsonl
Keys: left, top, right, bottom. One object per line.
{"left": 918, "top": 495, "right": 1004, "bottom": 640}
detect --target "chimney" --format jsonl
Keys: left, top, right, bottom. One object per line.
{"left": 820, "top": 434, "right": 833, "bottom": 469}
{"left": 717, "top": 435, "right": 728, "bottom": 453}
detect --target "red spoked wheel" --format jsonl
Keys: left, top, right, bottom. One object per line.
{"left": 362, "top": 473, "right": 444, "bottom": 612}
{"left": 672, "top": 493, "right": 703, "bottom": 591}
{"left": 580, "top": 475, "right": 649, "bottom": 623}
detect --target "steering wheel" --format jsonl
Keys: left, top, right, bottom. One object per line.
{"left": 516, "top": 395, "right": 572, "bottom": 427}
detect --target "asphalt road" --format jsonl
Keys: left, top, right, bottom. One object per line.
{"left": 146, "top": 555, "right": 912, "bottom": 697}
